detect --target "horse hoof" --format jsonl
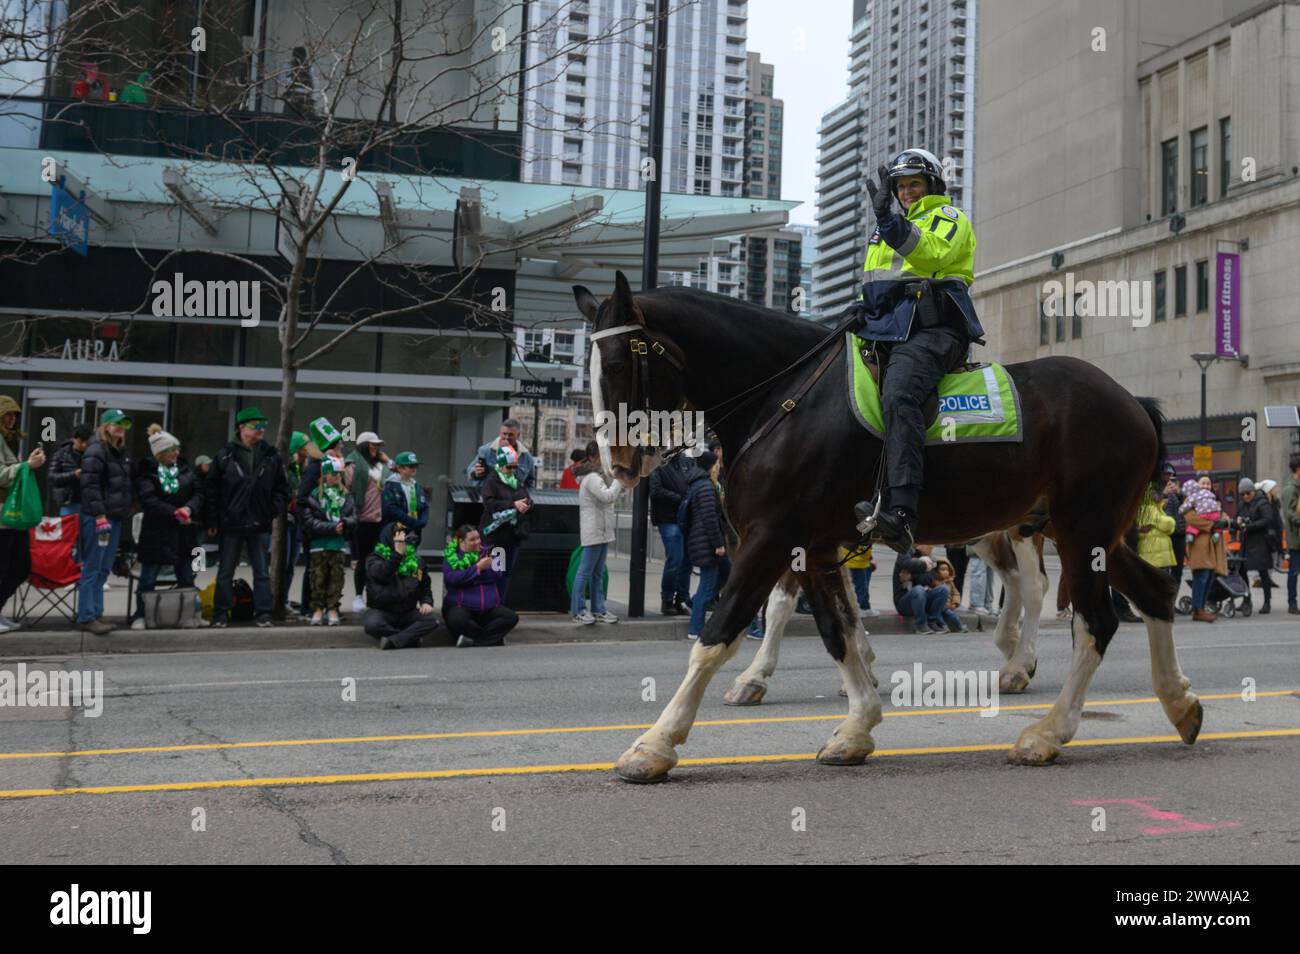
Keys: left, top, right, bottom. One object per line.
{"left": 722, "top": 681, "right": 767, "bottom": 706}
{"left": 816, "top": 734, "right": 874, "bottom": 766}
{"left": 1006, "top": 735, "right": 1060, "bottom": 766}
{"left": 614, "top": 742, "right": 676, "bottom": 783}
{"left": 1175, "top": 698, "right": 1203, "bottom": 744}
{"left": 999, "top": 670, "right": 1031, "bottom": 694}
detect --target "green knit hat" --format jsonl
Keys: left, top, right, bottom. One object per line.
{"left": 289, "top": 431, "right": 308, "bottom": 455}
{"left": 321, "top": 455, "right": 345, "bottom": 476}
{"left": 393, "top": 451, "right": 419, "bottom": 467}
{"left": 308, "top": 416, "right": 341, "bottom": 451}
{"left": 235, "top": 406, "right": 267, "bottom": 425}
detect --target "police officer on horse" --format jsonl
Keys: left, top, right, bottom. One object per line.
{"left": 851, "top": 148, "right": 986, "bottom": 554}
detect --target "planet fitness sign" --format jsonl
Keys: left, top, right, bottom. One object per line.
{"left": 1214, "top": 252, "right": 1240, "bottom": 357}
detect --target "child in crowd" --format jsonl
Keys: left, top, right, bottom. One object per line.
{"left": 932, "top": 558, "right": 969, "bottom": 633}
{"left": 1180, "top": 477, "right": 1223, "bottom": 546}
{"left": 303, "top": 456, "right": 356, "bottom": 625}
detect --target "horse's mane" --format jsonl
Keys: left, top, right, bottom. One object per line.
{"left": 636, "top": 286, "right": 829, "bottom": 345}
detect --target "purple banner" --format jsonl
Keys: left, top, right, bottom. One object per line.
{"left": 1215, "top": 252, "right": 1240, "bottom": 357}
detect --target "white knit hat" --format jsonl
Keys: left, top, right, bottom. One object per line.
{"left": 148, "top": 428, "right": 180, "bottom": 456}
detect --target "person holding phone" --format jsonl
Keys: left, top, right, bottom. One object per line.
{"left": 362, "top": 522, "right": 444, "bottom": 649}
{"left": 441, "top": 524, "right": 517, "bottom": 647}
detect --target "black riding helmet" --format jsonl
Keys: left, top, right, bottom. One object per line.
{"left": 884, "top": 148, "right": 946, "bottom": 201}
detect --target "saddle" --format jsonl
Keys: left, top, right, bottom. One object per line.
{"left": 859, "top": 343, "right": 988, "bottom": 429}
{"left": 847, "top": 335, "right": 1024, "bottom": 444}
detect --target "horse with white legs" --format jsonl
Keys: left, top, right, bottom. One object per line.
{"left": 722, "top": 528, "right": 1049, "bottom": 707}
{"left": 576, "top": 273, "right": 1201, "bottom": 783}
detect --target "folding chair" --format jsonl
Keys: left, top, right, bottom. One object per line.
{"left": 17, "top": 513, "right": 81, "bottom": 625}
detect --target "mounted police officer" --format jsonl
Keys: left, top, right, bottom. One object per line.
{"left": 851, "top": 148, "right": 985, "bottom": 553}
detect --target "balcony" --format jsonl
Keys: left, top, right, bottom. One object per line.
{"left": 11, "top": 96, "right": 523, "bottom": 180}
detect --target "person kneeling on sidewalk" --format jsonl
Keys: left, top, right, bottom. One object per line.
{"left": 441, "top": 524, "right": 518, "bottom": 647}
{"left": 363, "top": 524, "right": 446, "bottom": 649}
{"left": 302, "top": 456, "right": 356, "bottom": 625}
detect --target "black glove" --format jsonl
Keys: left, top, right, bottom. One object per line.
{"left": 865, "top": 163, "right": 894, "bottom": 222}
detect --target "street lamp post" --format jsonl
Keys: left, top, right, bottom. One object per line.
{"left": 626, "top": 0, "right": 670, "bottom": 618}
{"left": 1190, "top": 351, "right": 1249, "bottom": 461}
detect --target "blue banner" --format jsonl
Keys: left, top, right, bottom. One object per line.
{"left": 48, "top": 182, "right": 89, "bottom": 256}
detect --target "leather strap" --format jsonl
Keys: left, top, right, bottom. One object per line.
{"left": 729, "top": 333, "right": 847, "bottom": 475}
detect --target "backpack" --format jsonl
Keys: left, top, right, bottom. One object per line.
{"left": 676, "top": 481, "right": 702, "bottom": 538}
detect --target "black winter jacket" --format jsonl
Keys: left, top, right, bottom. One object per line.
{"left": 892, "top": 551, "right": 937, "bottom": 605}
{"left": 365, "top": 524, "right": 433, "bottom": 615}
{"left": 1238, "top": 494, "right": 1277, "bottom": 573}
{"left": 135, "top": 456, "right": 203, "bottom": 566}
{"left": 49, "top": 439, "right": 84, "bottom": 508}
{"left": 205, "top": 439, "right": 289, "bottom": 533}
{"left": 79, "top": 438, "right": 133, "bottom": 519}
{"left": 649, "top": 455, "right": 694, "bottom": 526}
{"left": 299, "top": 486, "right": 358, "bottom": 542}
{"left": 479, "top": 471, "right": 531, "bottom": 548}
{"left": 684, "top": 469, "right": 725, "bottom": 567}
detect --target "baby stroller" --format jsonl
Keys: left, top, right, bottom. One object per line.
{"left": 1176, "top": 551, "right": 1252, "bottom": 618}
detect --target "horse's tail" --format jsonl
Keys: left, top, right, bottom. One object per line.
{"left": 1135, "top": 396, "right": 1167, "bottom": 489}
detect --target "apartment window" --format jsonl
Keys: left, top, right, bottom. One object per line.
{"left": 1161, "top": 139, "right": 1178, "bottom": 215}
{"left": 553, "top": 332, "right": 575, "bottom": 355}
{"left": 697, "top": 94, "right": 713, "bottom": 110}
{"left": 1174, "top": 264, "right": 1187, "bottom": 316}
{"left": 694, "top": 155, "right": 712, "bottom": 173}
{"left": 544, "top": 418, "right": 567, "bottom": 443}
{"left": 1055, "top": 306, "right": 1066, "bottom": 343}
{"left": 1195, "top": 260, "right": 1209, "bottom": 312}
{"left": 1071, "top": 301, "right": 1082, "bottom": 340}
{"left": 1039, "top": 302, "right": 1050, "bottom": 346}
{"left": 1219, "top": 117, "right": 1232, "bottom": 197}
{"left": 693, "top": 178, "right": 711, "bottom": 195}
{"left": 1154, "top": 270, "right": 1166, "bottom": 322}
{"left": 1190, "top": 127, "right": 1208, "bottom": 207}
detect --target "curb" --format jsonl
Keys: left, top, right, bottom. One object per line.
{"left": 0, "top": 611, "right": 1071, "bottom": 657}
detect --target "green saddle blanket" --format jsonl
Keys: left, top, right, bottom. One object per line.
{"left": 846, "top": 333, "right": 1023, "bottom": 444}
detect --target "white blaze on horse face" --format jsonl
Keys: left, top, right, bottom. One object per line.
{"left": 588, "top": 340, "right": 615, "bottom": 478}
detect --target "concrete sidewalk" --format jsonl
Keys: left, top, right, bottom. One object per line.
{"left": 1, "top": 542, "right": 1071, "bottom": 655}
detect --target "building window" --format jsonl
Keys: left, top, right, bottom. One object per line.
{"left": 1071, "top": 299, "right": 1082, "bottom": 340}
{"left": 1174, "top": 264, "right": 1187, "bottom": 316}
{"left": 544, "top": 418, "right": 567, "bottom": 443}
{"left": 1161, "top": 138, "right": 1178, "bottom": 215}
{"left": 1154, "top": 270, "right": 1166, "bottom": 322}
{"left": 553, "top": 332, "right": 575, "bottom": 355}
{"left": 1190, "top": 127, "right": 1208, "bottom": 207}
{"left": 1038, "top": 300, "right": 1049, "bottom": 345}
{"left": 1195, "top": 259, "right": 1209, "bottom": 312}
{"left": 1219, "top": 117, "right": 1232, "bottom": 197}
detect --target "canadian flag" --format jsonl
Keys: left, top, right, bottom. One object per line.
{"left": 35, "top": 517, "right": 63, "bottom": 541}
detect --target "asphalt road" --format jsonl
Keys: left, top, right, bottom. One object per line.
{"left": 1, "top": 616, "right": 1297, "bottom": 864}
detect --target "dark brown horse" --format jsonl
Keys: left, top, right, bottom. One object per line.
{"left": 575, "top": 271, "right": 1202, "bottom": 783}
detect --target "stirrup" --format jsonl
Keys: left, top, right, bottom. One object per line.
{"left": 854, "top": 494, "right": 883, "bottom": 537}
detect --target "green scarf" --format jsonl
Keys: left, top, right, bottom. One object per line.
{"left": 494, "top": 465, "right": 518, "bottom": 489}
{"left": 444, "top": 539, "right": 477, "bottom": 571}
{"left": 374, "top": 541, "right": 421, "bottom": 578}
{"left": 158, "top": 464, "right": 179, "bottom": 495}
{"left": 403, "top": 479, "right": 418, "bottom": 517}
{"left": 320, "top": 482, "right": 346, "bottom": 520}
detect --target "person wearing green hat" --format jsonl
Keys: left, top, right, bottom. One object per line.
{"left": 294, "top": 416, "right": 346, "bottom": 617}
{"left": 344, "top": 430, "right": 391, "bottom": 613}
{"left": 204, "top": 406, "right": 289, "bottom": 627}
{"left": 282, "top": 430, "right": 310, "bottom": 605}
{"left": 301, "top": 454, "right": 357, "bottom": 625}
{"left": 380, "top": 450, "right": 428, "bottom": 547}
{"left": 0, "top": 395, "right": 46, "bottom": 634}
{"left": 75, "top": 408, "right": 133, "bottom": 636}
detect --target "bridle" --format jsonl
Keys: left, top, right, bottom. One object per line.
{"left": 589, "top": 301, "right": 864, "bottom": 469}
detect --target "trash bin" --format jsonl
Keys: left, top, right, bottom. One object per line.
{"left": 444, "top": 484, "right": 579, "bottom": 611}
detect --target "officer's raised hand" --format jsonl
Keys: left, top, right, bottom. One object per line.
{"left": 866, "top": 163, "right": 895, "bottom": 223}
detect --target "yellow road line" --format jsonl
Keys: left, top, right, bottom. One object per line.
{"left": 1, "top": 690, "right": 1293, "bottom": 761}
{"left": 1, "top": 728, "right": 1297, "bottom": 799}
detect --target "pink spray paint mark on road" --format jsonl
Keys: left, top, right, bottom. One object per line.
{"left": 1072, "top": 797, "right": 1242, "bottom": 836}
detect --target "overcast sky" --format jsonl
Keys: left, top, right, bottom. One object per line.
{"left": 745, "top": 0, "right": 856, "bottom": 226}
